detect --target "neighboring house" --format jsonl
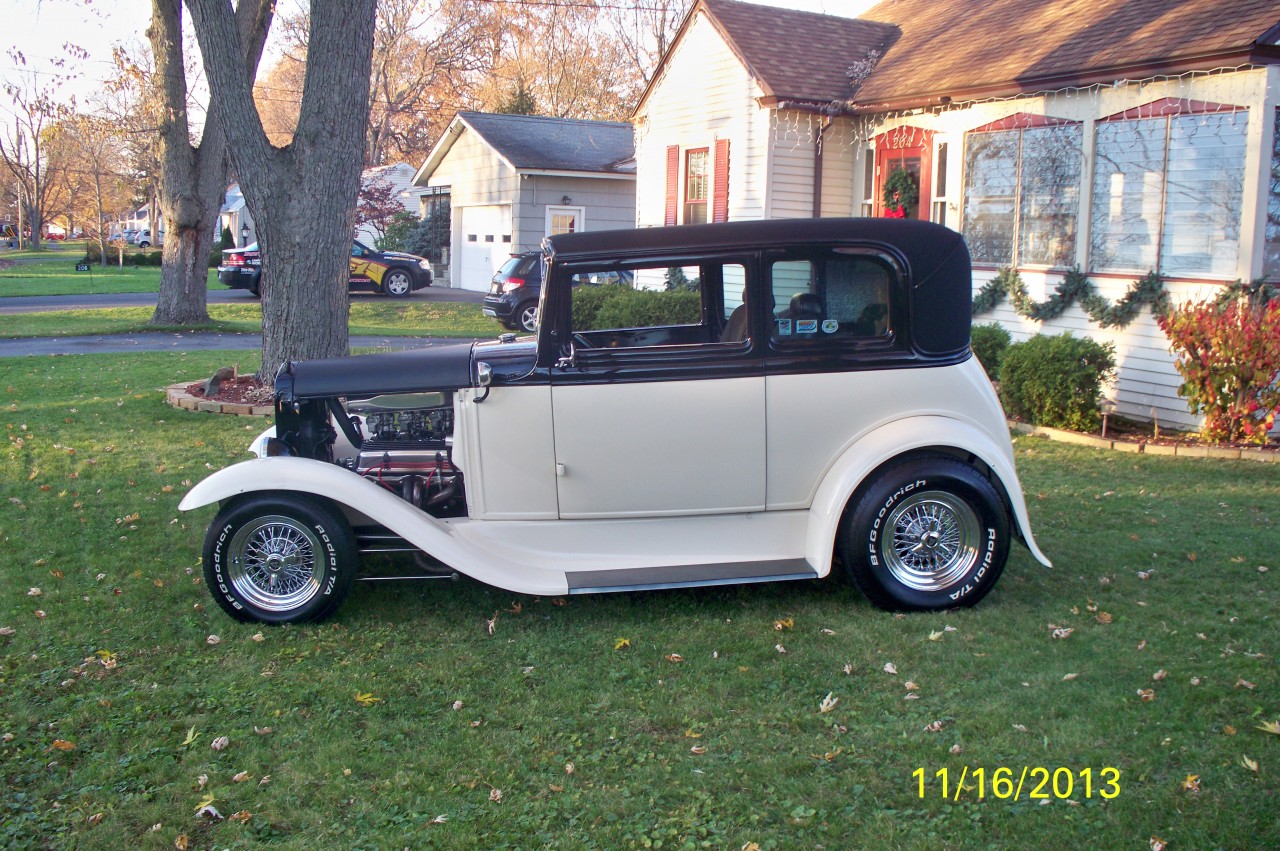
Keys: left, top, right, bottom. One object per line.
{"left": 220, "top": 185, "right": 255, "bottom": 247}
{"left": 413, "top": 111, "right": 636, "bottom": 291}
{"left": 633, "top": 0, "right": 1280, "bottom": 428}
{"left": 355, "top": 162, "right": 429, "bottom": 246}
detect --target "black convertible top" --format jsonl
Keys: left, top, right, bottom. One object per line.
{"left": 545, "top": 218, "right": 972, "bottom": 357}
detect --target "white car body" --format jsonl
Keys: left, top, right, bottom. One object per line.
{"left": 182, "top": 218, "right": 1049, "bottom": 623}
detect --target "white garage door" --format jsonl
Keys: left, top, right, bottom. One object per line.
{"left": 458, "top": 205, "right": 512, "bottom": 292}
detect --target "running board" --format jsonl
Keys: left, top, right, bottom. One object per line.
{"left": 567, "top": 559, "right": 817, "bottom": 595}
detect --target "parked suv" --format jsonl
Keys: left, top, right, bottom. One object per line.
{"left": 483, "top": 251, "right": 543, "bottom": 332}
{"left": 183, "top": 218, "right": 1050, "bottom": 624}
{"left": 218, "top": 239, "right": 433, "bottom": 298}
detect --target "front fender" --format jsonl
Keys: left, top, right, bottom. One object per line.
{"left": 179, "top": 458, "right": 570, "bottom": 596}
{"left": 805, "top": 415, "right": 1051, "bottom": 575}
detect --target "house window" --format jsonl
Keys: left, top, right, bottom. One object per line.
{"left": 861, "top": 148, "right": 875, "bottom": 217}
{"left": 1264, "top": 108, "right": 1280, "bottom": 281}
{"left": 546, "top": 206, "right": 583, "bottom": 237}
{"left": 1090, "top": 105, "right": 1248, "bottom": 278}
{"left": 931, "top": 142, "right": 949, "bottom": 227}
{"left": 684, "top": 148, "right": 709, "bottom": 224}
{"left": 963, "top": 123, "right": 1081, "bottom": 267}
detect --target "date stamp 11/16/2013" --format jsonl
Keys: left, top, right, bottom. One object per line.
{"left": 913, "top": 766, "right": 1121, "bottom": 802}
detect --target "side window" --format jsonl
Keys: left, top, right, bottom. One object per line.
{"left": 769, "top": 253, "right": 892, "bottom": 344}
{"left": 567, "top": 260, "right": 749, "bottom": 349}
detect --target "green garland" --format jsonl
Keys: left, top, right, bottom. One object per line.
{"left": 973, "top": 266, "right": 1170, "bottom": 329}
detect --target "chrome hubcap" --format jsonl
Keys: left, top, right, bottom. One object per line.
{"left": 882, "top": 490, "right": 980, "bottom": 591}
{"left": 227, "top": 515, "right": 323, "bottom": 612}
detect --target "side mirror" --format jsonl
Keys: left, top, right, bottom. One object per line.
{"left": 474, "top": 361, "right": 492, "bottom": 403}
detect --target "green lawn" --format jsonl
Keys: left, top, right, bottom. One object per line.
{"left": 2, "top": 351, "right": 1278, "bottom": 849}
{"left": 0, "top": 261, "right": 212, "bottom": 298}
{"left": 0, "top": 301, "right": 496, "bottom": 339}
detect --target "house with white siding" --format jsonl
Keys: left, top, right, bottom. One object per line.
{"left": 634, "top": 0, "right": 1280, "bottom": 428}
{"left": 413, "top": 112, "right": 636, "bottom": 291}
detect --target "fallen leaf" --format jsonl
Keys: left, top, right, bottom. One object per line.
{"left": 1236, "top": 679, "right": 1256, "bottom": 690}
{"left": 927, "top": 630, "right": 944, "bottom": 642}
{"left": 1180, "top": 773, "right": 1201, "bottom": 793}
{"left": 1137, "top": 570, "right": 1152, "bottom": 580}
{"left": 1136, "top": 640, "right": 1147, "bottom": 651}
{"left": 1187, "top": 552, "right": 1197, "bottom": 562}
{"left": 565, "top": 762, "right": 575, "bottom": 775}
{"left": 1190, "top": 677, "right": 1201, "bottom": 686}
{"left": 1062, "top": 672, "right": 1080, "bottom": 681}
{"left": 903, "top": 680, "right": 920, "bottom": 691}
{"left": 684, "top": 729, "right": 702, "bottom": 739}
{"left": 613, "top": 638, "right": 630, "bottom": 651}
{"left": 210, "top": 736, "right": 229, "bottom": 751}
{"left": 775, "top": 644, "right": 786, "bottom": 654}
{"left": 451, "top": 700, "right": 464, "bottom": 711}
{"left": 489, "top": 788, "right": 503, "bottom": 803}
{"left": 1052, "top": 627, "right": 1074, "bottom": 639}
{"left": 689, "top": 745, "right": 707, "bottom": 755}
{"left": 949, "top": 743, "right": 963, "bottom": 755}
{"left": 774, "top": 618, "right": 794, "bottom": 631}
{"left": 228, "top": 811, "right": 252, "bottom": 824}
{"left": 485, "top": 614, "right": 498, "bottom": 636}
{"left": 820, "top": 628, "right": 836, "bottom": 636}
{"left": 923, "top": 720, "right": 944, "bottom": 733}
{"left": 1153, "top": 669, "right": 1168, "bottom": 681}
{"left": 665, "top": 653, "right": 684, "bottom": 663}
{"left": 1138, "top": 689, "right": 1156, "bottom": 702}
{"left": 258, "top": 775, "right": 271, "bottom": 786}
{"left": 1012, "top": 724, "right": 1028, "bottom": 733}
{"left": 206, "top": 635, "right": 221, "bottom": 645}
{"left": 1149, "top": 838, "right": 1166, "bottom": 851}
{"left": 1095, "top": 612, "right": 1113, "bottom": 624}
{"left": 193, "top": 794, "right": 217, "bottom": 814}
{"left": 175, "top": 835, "right": 189, "bottom": 851}
{"left": 1225, "top": 725, "right": 1238, "bottom": 736}
{"left": 354, "top": 691, "right": 382, "bottom": 706}
{"left": 506, "top": 602, "right": 523, "bottom": 614}
{"left": 86, "top": 812, "right": 104, "bottom": 826}
{"left": 1255, "top": 720, "right": 1280, "bottom": 735}
{"left": 429, "top": 815, "right": 448, "bottom": 824}
{"left": 842, "top": 663, "right": 853, "bottom": 675}
{"left": 883, "top": 662, "right": 898, "bottom": 675}
{"left": 1241, "top": 755, "right": 1259, "bottom": 773}
{"left": 253, "top": 726, "right": 273, "bottom": 735}
{"left": 197, "top": 774, "right": 208, "bottom": 790}
{"left": 50, "top": 739, "right": 75, "bottom": 751}
{"left": 251, "top": 633, "right": 265, "bottom": 643}
{"left": 27, "top": 588, "right": 41, "bottom": 597}
{"left": 233, "top": 771, "right": 252, "bottom": 783}
{"left": 818, "top": 692, "right": 838, "bottom": 713}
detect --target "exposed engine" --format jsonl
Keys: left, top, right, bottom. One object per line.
{"left": 338, "top": 393, "right": 466, "bottom": 517}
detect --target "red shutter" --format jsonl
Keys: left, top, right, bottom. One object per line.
{"left": 712, "top": 139, "right": 730, "bottom": 223}
{"left": 664, "top": 145, "right": 679, "bottom": 226}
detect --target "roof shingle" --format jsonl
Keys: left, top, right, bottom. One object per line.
{"left": 458, "top": 112, "right": 634, "bottom": 173}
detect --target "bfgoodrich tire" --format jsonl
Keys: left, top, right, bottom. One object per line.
{"left": 842, "top": 455, "right": 1010, "bottom": 612}
{"left": 203, "top": 493, "right": 358, "bottom": 624}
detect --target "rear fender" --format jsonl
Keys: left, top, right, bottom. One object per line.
{"left": 805, "top": 416, "right": 1051, "bottom": 575}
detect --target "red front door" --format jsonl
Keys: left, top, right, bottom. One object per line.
{"left": 873, "top": 127, "right": 933, "bottom": 220}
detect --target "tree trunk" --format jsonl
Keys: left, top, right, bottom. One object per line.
{"left": 149, "top": 0, "right": 273, "bottom": 327}
{"left": 187, "top": 0, "right": 376, "bottom": 380}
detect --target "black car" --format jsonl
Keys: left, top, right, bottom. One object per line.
{"left": 482, "top": 252, "right": 633, "bottom": 332}
{"left": 482, "top": 251, "right": 543, "bottom": 332}
{"left": 218, "top": 240, "right": 433, "bottom": 298}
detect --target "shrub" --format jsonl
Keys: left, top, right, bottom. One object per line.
{"left": 220, "top": 227, "right": 235, "bottom": 250}
{"left": 1156, "top": 296, "right": 1280, "bottom": 444}
{"left": 999, "top": 333, "right": 1116, "bottom": 431}
{"left": 573, "top": 284, "right": 702, "bottom": 331}
{"left": 970, "top": 323, "right": 1012, "bottom": 377}
{"left": 377, "top": 210, "right": 419, "bottom": 252}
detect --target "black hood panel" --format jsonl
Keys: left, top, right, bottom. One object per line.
{"left": 285, "top": 343, "right": 475, "bottom": 398}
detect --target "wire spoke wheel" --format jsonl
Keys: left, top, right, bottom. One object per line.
{"left": 227, "top": 515, "right": 325, "bottom": 613}
{"left": 881, "top": 490, "right": 980, "bottom": 592}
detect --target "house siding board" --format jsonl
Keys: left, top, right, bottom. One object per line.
{"left": 634, "top": 11, "right": 767, "bottom": 227}
{"left": 511, "top": 175, "right": 638, "bottom": 253}
{"left": 820, "top": 120, "right": 857, "bottom": 218}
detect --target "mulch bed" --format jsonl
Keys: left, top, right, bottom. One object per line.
{"left": 185, "top": 374, "right": 274, "bottom": 407}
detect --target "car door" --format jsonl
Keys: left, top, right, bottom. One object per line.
{"left": 549, "top": 258, "right": 765, "bottom": 519}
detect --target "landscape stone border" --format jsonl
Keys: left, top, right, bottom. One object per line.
{"left": 165, "top": 382, "right": 272, "bottom": 417}
{"left": 1010, "top": 421, "right": 1279, "bottom": 463}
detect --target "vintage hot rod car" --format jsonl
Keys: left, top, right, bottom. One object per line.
{"left": 180, "top": 218, "right": 1050, "bottom": 624}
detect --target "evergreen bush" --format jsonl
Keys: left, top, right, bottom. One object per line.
{"left": 572, "top": 284, "right": 701, "bottom": 331}
{"left": 970, "top": 323, "right": 1012, "bottom": 377}
{"left": 999, "top": 333, "right": 1116, "bottom": 431}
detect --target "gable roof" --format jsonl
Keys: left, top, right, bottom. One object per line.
{"left": 854, "top": 0, "right": 1280, "bottom": 110}
{"left": 639, "top": 0, "right": 1280, "bottom": 118}
{"left": 414, "top": 112, "right": 635, "bottom": 186}
{"left": 634, "top": 0, "right": 896, "bottom": 115}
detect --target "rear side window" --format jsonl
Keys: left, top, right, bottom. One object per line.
{"left": 769, "top": 252, "right": 893, "bottom": 345}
